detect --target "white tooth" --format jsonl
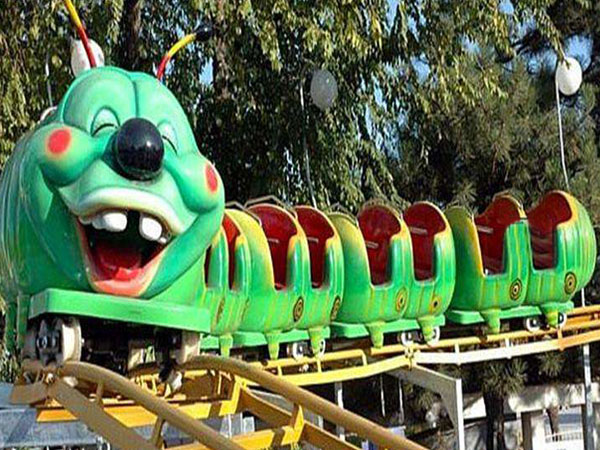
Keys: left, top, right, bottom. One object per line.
{"left": 92, "top": 215, "right": 104, "bottom": 230}
{"left": 79, "top": 216, "right": 93, "bottom": 225}
{"left": 102, "top": 210, "right": 128, "bottom": 232}
{"left": 158, "top": 235, "right": 168, "bottom": 245}
{"left": 139, "top": 214, "right": 163, "bottom": 241}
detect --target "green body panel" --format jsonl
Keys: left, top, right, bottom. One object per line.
{"left": 445, "top": 206, "right": 530, "bottom": 333}
{"left": 329, "top": 211, "right": 412, "bottom": 347}
{"left": 523, "top": 192, "right": 596, "bottom": 326}
{"left": 0, "top": 67, "right": 224, "bottom": 352}
{"left": 28, "top": 287, "right": 211, "bottom": 332}
{"left": 295, "top": 209, "right": 345, "bottom": 354}
{"left": 227, "top": 208, "right": 312, "bottom": 358}
{"left": 201, "top": 218, "right": 251, "bottom": 356}
{"left": 403, "top": 204, "right": 456, "bottom": 341}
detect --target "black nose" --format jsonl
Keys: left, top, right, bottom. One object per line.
{"left": 114, "top": 118, "right": 164, "bottom": 180}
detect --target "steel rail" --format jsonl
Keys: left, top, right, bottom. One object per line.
{"left": 14, "top": 306, "right": 600, "bottom": 449}
{"left": 120, "top": 307, "right": 600, "bottom": 393}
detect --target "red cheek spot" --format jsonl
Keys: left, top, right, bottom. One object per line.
{"left": 47, "top": 129, "right": 71, "bottom": 155}
{"left": 205, "top": 164, "right": 218, "bottom": 193}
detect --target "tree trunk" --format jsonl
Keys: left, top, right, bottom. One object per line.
{"left": 484, "top": 391, "right": 507, "bottom": 450}
{"left": 116, "top": 0, "right": 144, "bottom": 70}
{"left": 547, "top": 406, "right": 560, "bottom": 435}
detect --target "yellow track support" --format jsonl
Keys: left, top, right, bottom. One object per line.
{"left": 11, "top": 306, "right": 600, "bottom": 449}
{"left": 12, "top": 358, "right": 424, "bottom": 450}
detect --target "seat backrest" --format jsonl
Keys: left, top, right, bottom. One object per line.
{"left": 222, "top": 213, "right": 241, "bottom": 289}
{"left": 474, "top": 196, "right": 523, "bottom": 274}
{"left": 358, "top": 204, "right": 402, "bottom": 285}
{"left": 295, "top": 206, "right": 335, "bottom": 288}
{"left": 404, "top": 202, "right": 446, "bottom": 281}
{"left": 527, "top": 191, "right": 572, "bottom": 270}
{"left": 248, "top": 204, "right": 298, "bottom": 290}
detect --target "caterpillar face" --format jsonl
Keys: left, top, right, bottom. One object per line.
{"left": 22, "top": 66, "right": 224, "bottom": 297}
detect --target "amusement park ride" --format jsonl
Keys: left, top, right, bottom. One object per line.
{"left": 2, "top": 2, "right": 600, "bottom": 449}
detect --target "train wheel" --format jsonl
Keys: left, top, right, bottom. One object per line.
{"left": 166, "top": 369, "right": 183, "bottom": 393}
{"left": 557, "top": 312, "right": 567, "bottom": 329}
{"left": 398, "top": 331, "right": 415, "bottom": 347}
{"left": 33, "top": 317, "right": 82, "bottom": 366}
{"left": 523, "top": 316, "right": 542, "bottom": 333}
{"left": 22, "top": 327, "right": 37, "bottom": 361}
{"left": 56, "top": 317, "right": 82, "bottom": 365}
{"left": 175, "top": 331, "right": 201, "bottom": 365}
{"left": 287, "top": 341, "right": 308, "bottom": 360}
{"left": 428, "top": 327, "right": 441, "bottom": 344}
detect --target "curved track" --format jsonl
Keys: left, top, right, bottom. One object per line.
{"left": 12, "top": 358, "right": 424, "bottom": 450}
{"left": 10, "top": 305, "right": 600, "bottom": 449}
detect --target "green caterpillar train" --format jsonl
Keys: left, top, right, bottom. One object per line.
{"left": 1, "top": 65, "right": 596, "bottom": 371}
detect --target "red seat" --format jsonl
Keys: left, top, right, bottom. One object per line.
{"left": 223, "top": 213, "right": 241, "bottom": 289}
{"left": 295, "top": 206, "right": 334, "bottom": 289}
{"left": 474, "top": 196, "right": 523, "bottom": 274}
{"left": 527, "top": 192, "right": 572, "bottom": 270}
{"left": 248, "top": 205, "right": 298, "bottom": 290}
{"left": 403, "top": 203, "right": 446, "bottom": 281}
{"left": 358, "top": 205, "right": 402, "bottom": 285}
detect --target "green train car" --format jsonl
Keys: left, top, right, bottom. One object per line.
{"left": 0, "top": 67, "right": 225, "bottom": 367}
{"left": 524, "top": 191, "right": 596, "bottom": 329}
{"left": 1, "top": 62, "right": 596, "bottom": 372}
{"left": 446, "top": 192, "right": 596, "bottom": 333}
{"left": 329, "top": 202, "right": 455, "bottom": 347}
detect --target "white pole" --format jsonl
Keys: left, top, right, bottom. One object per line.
{"left": 555, "top": 79, "right": 570, "bottom": 190}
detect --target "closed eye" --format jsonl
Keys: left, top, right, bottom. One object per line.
{"left": 91, "top": 108, "right": 119, "bottom": 136}
{"left": 92, "top": 123, "right": 118, "bottom": 136}
{"left": 162, "top": 135, "right": 177, "bottom": 152}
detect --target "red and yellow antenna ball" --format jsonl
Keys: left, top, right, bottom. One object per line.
{"left": 156, "top": 23, "right": 214, "bottom": 82}
{"left": 63, "top": 0, "right": 97, "bottom": 68}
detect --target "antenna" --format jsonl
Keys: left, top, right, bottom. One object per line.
{"left": 63, "top": 0, "right": 96, "bottom": 68}
{"left": 156, "top": 22, "right": 214, "bottom": 82}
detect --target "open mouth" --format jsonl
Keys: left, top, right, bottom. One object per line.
{"left": 76, "top": 209, "right": 174, "bottom": 296}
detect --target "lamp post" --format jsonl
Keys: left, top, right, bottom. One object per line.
{"left": 555, "top": 55, "right": 593, "bottom": 450}
{"left": 554, "top": 56, "right": 582, "bottom": 189}
{"left": 300, "top": 68, "right": 338, "bottom": 207}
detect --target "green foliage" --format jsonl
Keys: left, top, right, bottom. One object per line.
{"left": 0, "top": 0, "right": 583, "bottom": 210}
{"left": 481, "top": 359, "right": 528, "bottom": 398}
{"left": 536, "top": 351, "right": 565, "bottom": 379}
{"left": 392, "top": 54, "right": 600, "bottom": 212}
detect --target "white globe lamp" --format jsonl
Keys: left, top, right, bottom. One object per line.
{"left": 70, "top": 39, "right": 105, "bottom": 76}
{"left": 555, "top": 56, "right": 582, "bottom": 96}
{"left": 310, "top": 69, "right": 338, "bottom": 111}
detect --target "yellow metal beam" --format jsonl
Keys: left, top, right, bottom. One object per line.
{"left": 182, "top": 356, "right": 426, "bottom": 450}
{"left": 172, "top": 426, "right": 303, "bottom": 450}
{"left": 239, "top": 387, "right": 358, "bottom": 450}
{"left": 15, "top": 305, "right": 600, "bottom": 450}
{"left": 20, "top": 360, "right": 244, "bottom": 450}
{"left": 47, "top": 377, "right": 155, "bottom": 450}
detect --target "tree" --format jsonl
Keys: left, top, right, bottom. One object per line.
{"left": 1, "top": 0, "right": 575, "bottom": 207}
{"left": 2, "top": 2, "right": 600, "bottom": 447}
{"left": 479, "top": 360, "right": 528, "bottom": 450}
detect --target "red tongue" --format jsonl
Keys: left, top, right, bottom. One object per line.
{"left": 94, "top": 241, "right": 142, "bottom": 281}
